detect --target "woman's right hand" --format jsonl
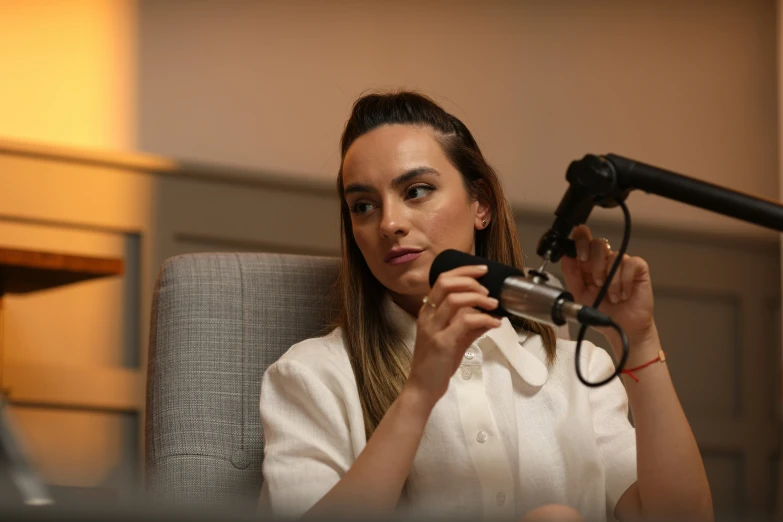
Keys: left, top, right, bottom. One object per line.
{"left": 405, "top": 264, "right": 502, "bottom": 407}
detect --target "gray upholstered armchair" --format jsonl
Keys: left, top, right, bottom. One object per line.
{"left": 145, "top": 253, "right": 339, "bottom": 507}
{"left": 145, "top": 252, "right": 569, "bottom": 508}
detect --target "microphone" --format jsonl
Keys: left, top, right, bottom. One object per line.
{"left": 429, "top": 249, "right": 613, "bottom": 327}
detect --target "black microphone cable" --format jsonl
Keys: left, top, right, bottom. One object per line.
{"left": 573, "top": 199, "right": 632, "bottom": 387}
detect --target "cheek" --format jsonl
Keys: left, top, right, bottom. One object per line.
{"left": 352, "top": 224, "right": 367, "bottom": 249}
{"left": 424, "top": 202, "right": 475, "bottom": 246}
{"left": 351, "top": 223, "right": 377, "bottom": 260}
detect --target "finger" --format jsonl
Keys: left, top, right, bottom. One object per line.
{"left": 605, "top": 252, "right": 623, "bottom": 303}
{"left": 430, "top": 274, "right": 490, "bottom": 305}
{"left": 433, "top": 264, "right": 489, "bottom": 284}
{"left": 589, "top": 238, "right": 610, "bottom": 287}
{"left": 560, "top": 256, "right": 587, "bottom": 295}
{"left": 447, "top": 305, "right": 473, "bottom": 330}
{"left": 620, "top": 255, "right": 647, "bottom": 301}
{"left": 572, "top": 225, "right": 593, "bottom": 262}
{"left": 439, "top": 310, "right": 502, "bottom": 352}
{"left": 433, "top": 292, "right": 499, "bottom": 328}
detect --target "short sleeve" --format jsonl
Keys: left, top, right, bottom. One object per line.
{"left": 259, "top": 358, "right": 357, "bottom": 518}
{"left": 588, "top": 346, "right": 638, "bottom": 518}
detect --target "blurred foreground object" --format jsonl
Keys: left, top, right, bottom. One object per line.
{"left": 0, "top": 247, "right": 124, "bottom": 506}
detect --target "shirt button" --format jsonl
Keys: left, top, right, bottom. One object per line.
{"left": 496, "top": 492, "right": 506, "bottom": 506}
{"left": 476, "top": 430, "right": 488, "bottom": 443}
{"left": 461, "top": 368, "right": 473, "bottom": 380}
{"left": 464, "top": 350, "right": 476, "bottom": 360}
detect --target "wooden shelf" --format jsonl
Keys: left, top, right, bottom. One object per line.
{"left": 0, "top": 248, "right": 124, "bottom": 295}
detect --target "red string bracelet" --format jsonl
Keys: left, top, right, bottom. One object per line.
{"left": 621, "top": 350, "right": 667, "bottom": 382}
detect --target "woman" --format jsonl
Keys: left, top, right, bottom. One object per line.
{"left": 259, "top": 91, "right": 713, "bottom": 521}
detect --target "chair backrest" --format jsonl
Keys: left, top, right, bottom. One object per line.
{"left": 145, "top": 253, "right": 338, "bottom": 507}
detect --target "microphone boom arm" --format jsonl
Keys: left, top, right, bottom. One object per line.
{"left": 537, "top": 153, "right": 783, "bottom": 262}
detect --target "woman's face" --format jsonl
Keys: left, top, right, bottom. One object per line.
{"left": 341, "top": 124, "right": 489, "bottom": 313}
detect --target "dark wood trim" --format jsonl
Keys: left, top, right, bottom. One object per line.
{"left": 0, "top": 247, "right": 124, "bottom": 294}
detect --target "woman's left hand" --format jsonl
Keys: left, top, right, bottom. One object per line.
{"left": 560, "top": 225, "right": 656, "bottom": 350}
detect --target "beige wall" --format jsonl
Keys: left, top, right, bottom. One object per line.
{"left": 0, "top": 0, "right": 136, "bottom": 151}
{"left": 0, "top": 0, "right": 776, "bottom": 239}
{"left": 137, "top": 0, "right": 779, "bottom": 240}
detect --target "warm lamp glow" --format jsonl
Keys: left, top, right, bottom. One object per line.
{"left": 0, "top": 0, "right": 136, "bottom": 152}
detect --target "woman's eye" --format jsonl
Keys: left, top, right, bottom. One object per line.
{"left": 349, "top": 201, "right": 376, "bottom": 215}
{"left": 406, "top": 184, "right": 434, "bottom": 200}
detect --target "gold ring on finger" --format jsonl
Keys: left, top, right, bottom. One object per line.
{"left": 422, "top": 296, "right": 437, "bottom": 309}
{"left": 599, "top": 238, "right": 611, "bottom": 250}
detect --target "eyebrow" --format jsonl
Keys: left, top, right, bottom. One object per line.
{"left": 343, "top": 166, "right": 440, "bottom": 196}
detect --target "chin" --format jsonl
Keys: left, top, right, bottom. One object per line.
{"left": 379, "top": 270, "right": 426, "bottom": 296}
{"left": 391, "top": 280, "right": 429, "bottom": 299}
{"left": 370, "top": 258, "right": 430, "bottom": 295}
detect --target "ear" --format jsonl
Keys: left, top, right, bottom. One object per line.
{"left": 472, "top": 188, "right": 492, "bottom": 231}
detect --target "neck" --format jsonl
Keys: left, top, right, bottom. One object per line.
{"left": 388, "top": 290, "right": 424, "bottom": 318}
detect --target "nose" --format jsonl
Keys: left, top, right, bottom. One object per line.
{"left": 379, "top": 199, "right": 410, "bottom": 238}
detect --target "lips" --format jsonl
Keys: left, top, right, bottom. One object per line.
{"left": 384, "top": 247, "right": 423, "bottom": 264}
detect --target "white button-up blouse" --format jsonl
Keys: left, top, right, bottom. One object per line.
{"left": 259, "top": 296, "right": 637, "bottom": 521}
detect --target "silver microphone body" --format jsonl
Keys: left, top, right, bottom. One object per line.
{"left": 499, "top": 274, "right": 607, "bottom": 327}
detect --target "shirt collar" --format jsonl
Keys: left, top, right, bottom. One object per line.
{"left": 383, "top": 294, "right": 549, "bottom": 387}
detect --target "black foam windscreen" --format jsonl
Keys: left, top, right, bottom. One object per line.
{"left": 429, "top": 249, "right": 523, "bottom": 301}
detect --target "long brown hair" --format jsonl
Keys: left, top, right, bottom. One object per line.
{"left": 334, "top": 91, "right": 557, "bottom": 440}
